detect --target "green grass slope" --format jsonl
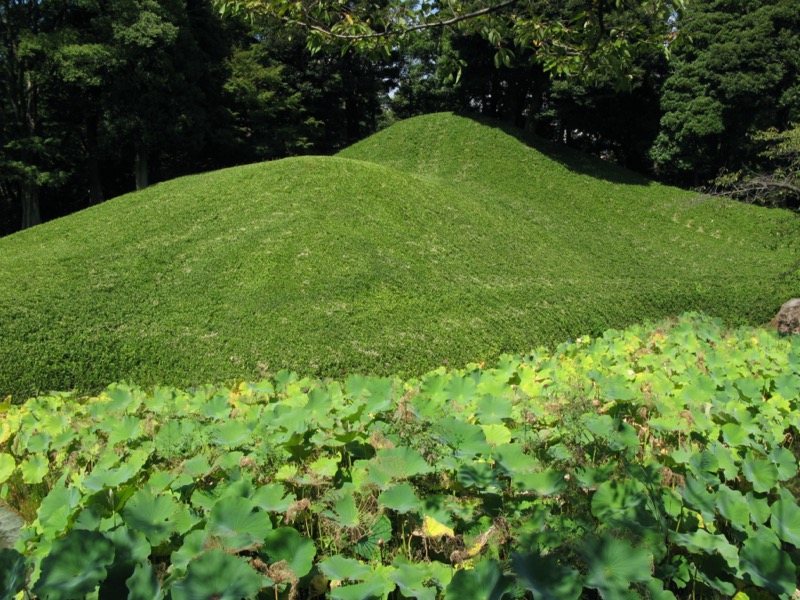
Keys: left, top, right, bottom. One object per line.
{"left": 1, "top": 113, "right": 798, "bottom": 398}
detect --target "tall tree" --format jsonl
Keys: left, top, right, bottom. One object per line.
{"left": 0, "top": 0, "right": 64, "bottom": 229}
{"left": 650, "top": 0, "right": 800, "bottom": 186}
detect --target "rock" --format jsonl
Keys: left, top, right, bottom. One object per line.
{"left": 770, "top": 298, "right": 800, "bottom": 334}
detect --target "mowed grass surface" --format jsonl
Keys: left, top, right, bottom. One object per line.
{"left": 1, "top": 113, "right": 798, "bottom": 398}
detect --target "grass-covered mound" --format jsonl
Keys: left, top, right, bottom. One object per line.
{"left": 1, "top": 113, "right": 798, "bottom": 398}
{"left": 2, "top": 315, "right": 799, "bottom": 598}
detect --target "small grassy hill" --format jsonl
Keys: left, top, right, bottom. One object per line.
{"left": 1, "top": 113, "right": 798, "bottom": 398}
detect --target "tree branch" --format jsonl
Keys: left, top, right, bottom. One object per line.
{"left": 286, "top": 0, "right": 518, "bottom": 41}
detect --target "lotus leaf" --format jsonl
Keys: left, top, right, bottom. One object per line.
{"left": 207, "top": 496, "right": 272, "bottom": 551}
{"left": 444, "top": 559, "right": 513, "bottom": 600}
{"left": 261, "top": 527, "right": 316, "bottom": 579}
{"left": 512, "top": 551, "right": 582, "bottom": 600}
{"left": 33, "top": 530, "right": 115, "bottom": 600}
{"left": 770, "top": 498, "right": 800, "bottom": 547}
{"left": 0, "top": 548, "right": 25, "bottom": 598}
{"left": 378, "top": 483, "right": 421, "bottom": 513}
{"left": 738, "top": 529, "right": 796, "bottom": 596}
{"left": 318, "top": 555, "right": 372, "bottom": 582}
{"left": 126, "top": 562, "right": 162, "bottom": 600}
{"left": 122, "top": 488, "right": 181, "bottom": 547}
{"left": 170, "top": 549, "right": 262, "bottom": 600}
{"left": 582, "top": 536, "right": 653, "bottom": 597}
{"left": 742, "top": 453, "right": 779, "bottom": 493}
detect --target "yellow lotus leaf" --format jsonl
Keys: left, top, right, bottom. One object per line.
{"left": 421, "top": 515, "right": 455, "bottom": 538}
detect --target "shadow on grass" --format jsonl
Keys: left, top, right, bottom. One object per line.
{"left": 458, "top": 111, "right": 654, "bottom": 187}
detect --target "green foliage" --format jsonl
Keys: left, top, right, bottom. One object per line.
{"left": 2, "top": 113, "right": 799, "bottom": 399}
{"left": 2, "top": 314, "right": 800, "bottom": 598}
{"left": 651, "top": 0, "right": 800, "bottom": 186}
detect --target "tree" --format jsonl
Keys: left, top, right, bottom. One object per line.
{"left": 218, "top": 0, "right": 685, "bottom": 88}
{"left": 222, "top": 17, "right": 392, "bottom": 162}
{"left": 1, "top": 0, "right": 232, "bottom": 233}
{"left": 650, "top": 0, "right": 800, "bottom": 187}
{"left": 710, "top": 123, "right": 800, "bottom": 209}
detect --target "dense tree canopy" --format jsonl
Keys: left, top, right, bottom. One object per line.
{"left": 219, "top": 0, "right": 685, "bottom": 86}
{"left": 650, "top": 0, "right": 800, "bottom": 186}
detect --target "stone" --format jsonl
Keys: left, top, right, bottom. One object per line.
{"left": 770, "top": 298, "right": 800, "bottom": 334}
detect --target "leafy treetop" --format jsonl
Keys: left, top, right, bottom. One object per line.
{"left": 215, "top": 0, "right": 685, "bottom": 87}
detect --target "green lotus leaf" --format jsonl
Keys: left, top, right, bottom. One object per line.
{"left": 457, "top": 461, "right": 502, "bottom": 491}
{"left": 104, "top": 385, "right": 136, "bottom": 412}
{"left": 715, "top": 485, "right": 750, "bottom": 532}
{"left": 261, "top": 527, "right": 316, "bottom": 579}
{"left": 309, "top": 455, "right": 339, "bottom": 478}
{"left": 738, "top": 529, "right": 796, "bottom": 596}
{"left": 378, "top": 483, "right": 421, "bottom": 514}
{"left": 126, "top": 562, "right": 162, "bottom": 600}
{"left": 84, "top": 456, "right": 144, "bottom": 491}
{"left": 170, "top": 549, "right": 262, "bottom": 600}
{"left": 513, "top": 468, "right": 567, "bottom": 496}
{"left": 352, "top": 514, "right": 391, "bottom": 561}
{"left": 252, "top": 483, "right": 295, "bottom": 513}
{"left": 122, "top": 488, "right": 181, "bottom": 547}
{"left": 770, "top": 498, "right": 800, "bottom": 547}
{"left": 207, "top": 496, "right": 272, "bottom": 551}
{"left": 0, "top": 454, "right": 15, "bottom": 485}
{"left": 707, "top": 441, "right": 738, "bottom": 481}
{"left": 772, "top": 372, "right": 800, "bottom": 399}
{"left": 679, "top": 476, "right": 716, "bottom": 522}
{"left": 669, "top": 530, "right": 739, "bottom": 569}
{"left": 476, "top": 396, "right": 512, "bottom": 424}
{"left": 688, "top": 555, "right": 736, "bottom": 596}
{"left": 591, "top": 478, "right": 645, "bottom": 524}
{"left": 105, "top": 525, "right": 151, "bottom": 567}
{"left": 644, "top": 578, "right": 677, "bottom": 600}
{"left": 182, "top": 455, "right": 211, "bottom": 478}
{"left": 36, "top": 479, "right": 82, "bottom": 538}
{"left": 392, "top": 558, "right": 437, "bottom": 600}
{"left": 368, "top": 447, "right": 432, "bottom": 488}
{"left": 745, "top": 491, "right": 771, "bottom": 526}
{"left": 769, "top": 447, "right": 797, "bottom": 481}
{"left": 742, "top": 453, "right": 779, "bottom": 493}
{"left": 583, "top": 536, "right": 653, "bottom": 596}
{"left": 20, "top": 454, "right": 48, "bottom": 484}
{"left": 318, "top": 555, "right": 372, "bottom": 582}
{"left": 212, "top": 420, "right": 252, "bottom": 448}
{"left": 198, "top": 393, "right": 231, "bottom": 420}
{"left": 444, "top": 559, "right": 513, "bottom": 600}
{"left": 33, "top": 530, "right": 115, "bottom": 600}
{"left": 444, "top": 375, "right": 479, "bottom": 407}
{"left": 583, "top": 414, "right": 614, "bottom": 439}
{"left": 324, "top": 493, "right": 360, "bottom": 528}
{"left": 0, "top": 548, "right": 26, "bottom": 598}
{"left": 106, "top": 415, "right": 142, "bottom": 447}
{"left": 25, "top": 433, "right": 53, "bottom": 454}
{"left": 574, "top": 461, "right": 617, "bottom": 490}
{"left": 721, "top": 423, "right": 750, "bottom": 448}
{"left": 435, "top": 418, "right": 490, "bottom": 457}
{"left": 330, "top": 578, "right": 392, "bottom": 600}
{"left": 492, "top": 443, "right": 538, "bottom": 476}
{"left": 688, "top": 451, "right": 719, "bottom": 476}
{"left": 512, "top": 551, "right": 583, "bottom": 600}
{"left": 600, "top": 374, "right": 638, "bottom": 401}
{"left": 170, "top": 530, "right": 207, "bottom": 571}
{"left": 480, "top": 424, "right": 512, "bottom": 446}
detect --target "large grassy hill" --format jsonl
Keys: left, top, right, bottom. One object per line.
{"left": 1, "top": 113, "right": 798, "bottom": 398}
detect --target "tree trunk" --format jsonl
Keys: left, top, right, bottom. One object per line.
{"left": 20, "top": 179, "right": 41, "bottom": 229}
{"left": 134, "top": 144, "right": 149, "bottom": 190}
{"left": 86, "top": 115, "right": 104, "bottom": 203}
